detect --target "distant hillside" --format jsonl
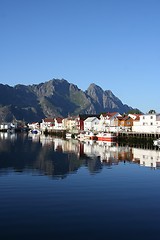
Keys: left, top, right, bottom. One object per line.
{"left": 0, "top": 79, "right": 140, "bottom": 122}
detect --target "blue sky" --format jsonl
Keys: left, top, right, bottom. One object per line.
{"left": 1, "top": 0, "right": 160, "bottom": 113}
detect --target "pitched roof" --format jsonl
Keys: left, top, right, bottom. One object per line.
{"left": 55, "top": 117, "right": 63, "bottom": 123}
{"left": 84, "top": 117, "right": 99, "bottom": 122}
{"left": 101, "top": 112, "right": 119, "bottom": 119}
{"left": 79, "top": 114, "right": 100, "bottom": 120}
{"left": 43, "top": 118, "right": 54, "bottom": 122}
{"left": 128, "top": 114, "right": 142, "bottom": 120}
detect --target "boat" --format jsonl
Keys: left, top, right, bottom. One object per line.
{"left": 96, "top": 132, "right": 117, "bottom": 142}
{"left": 77, "top": 131, "right": 98, "bottom": 141}
{"left": 84, "top": 131, "right": 98, "bottom": 140}
{"left": 30, "top": 129, "right": 41, "bottom": 134}
{"left": 153, "top": 138, "right": 160, "bottom": 147}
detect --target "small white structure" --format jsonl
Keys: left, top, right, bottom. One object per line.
{"left": 28, "top": 122, "right": 40, "bottom": 130}
{"left": 54, "top": 117, "right": 64, "bottom": 130}
{"left": 84, "top": 117, "right": 99, "bottom": 132}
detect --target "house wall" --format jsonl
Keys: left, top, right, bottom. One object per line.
{"left": 84, "top": 118, "right": 99, "bottom": 131}
{"left": 132, "top": 114, "right": 160, "bottom": 133}
{"left": 40, "top": 119, "right": 54, "bottom": 131}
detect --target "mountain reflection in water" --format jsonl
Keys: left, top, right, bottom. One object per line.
{"left": 0, "top": 132, "right": 160, "bottom": 179}
{"left": 1, "top": 132, "right": 160, "bottom": 240}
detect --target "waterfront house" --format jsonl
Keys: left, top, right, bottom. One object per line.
{"left": 132, "top": 113, "right": 160, "bottom": 133}
{"left": 0, "top": 122, "right": 17, "bottom": 131}
{"left": 116, "top": 115, "right": 133, "bottom": 132}
{"left": 84, "top": 116, "right": 99, "bottom": 132}
{"left": 77, "top": 114, "right": 100, "bottom": 131}
{"left": 40, "top": 118, "right": 54, "bottom": 131}
{"left": 54, "top": 117, "right": 64, "bottom": 130}
{"left": 112, "top": 114, "right": 141, "bottom": 132}
{"left": 63, "top": 116, "right": 78, "bottom": 132}
{"left": 98, "top": 112, "right": 121, "bottom": 132}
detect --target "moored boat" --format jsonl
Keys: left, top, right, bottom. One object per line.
{"left": 84, "top": 131, "right": 98, "bottom": 140}
{"left": 96, "top": 132, "right": 117, "bottom": 142}
{"left": 77, "top": 131, "right": 98, "bottom": 141}
{"left": 30, "top": 129, "right": 41, "bottom": 134}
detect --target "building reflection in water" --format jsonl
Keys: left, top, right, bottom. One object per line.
{"left": 132, "top": 147, "right": 160, "bottom": 169}
{"left": 0, "top": 132, "right": 160, "bottom": 179}
{"left": 38, "top": 134, "right": 160, "bottom": 170}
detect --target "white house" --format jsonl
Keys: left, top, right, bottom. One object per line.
{"left": 0, "top": 122, "right": 17, "bottom": 130}
{"left": 40, "top": 118, "right": 54, "bottom": 131}
{"left": 84, "top": 117, "right": 99, "bottom": 132}
{"left": 132, "top": 113, "right": 160, "bottom": 133}
{"left": 98, "top": 112, "right": 121, "bottom": 132}
{"left": 54, "top": 117, "right": 64, "bottom": 130}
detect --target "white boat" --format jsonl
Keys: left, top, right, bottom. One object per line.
{"left": 153, "top": 138, "right": 160, "bottom": 147}
{"left": 77, "top": 131, "right": 97, "bottom": 141}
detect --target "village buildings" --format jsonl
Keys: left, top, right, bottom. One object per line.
{"left": 2, "top": 112, "right": 160, "bottom": 135}
{"left": 17, "top": 112, "right": 160, "bottom": 134}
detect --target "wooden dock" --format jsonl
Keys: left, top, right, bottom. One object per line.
{"left": 117, "top": 132, "right": 160, "bottom": 139}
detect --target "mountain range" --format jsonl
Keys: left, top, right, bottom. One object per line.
{"left": 0, "top": 78, "right": 140, "bottom": 123}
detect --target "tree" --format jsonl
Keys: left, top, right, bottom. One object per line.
{"left": 127, "top": 109, "right": 142, "bottom": 114}
{"left": 148, "top": 110, "right": 156, "bottom": 114}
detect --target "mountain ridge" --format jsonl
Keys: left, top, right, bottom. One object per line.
{"left": 0, "top": 78, "right": 140, "bottom": 122}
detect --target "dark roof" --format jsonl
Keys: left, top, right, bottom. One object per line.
{"left": 79, "top": 114, "right": 100, "bottom": 120}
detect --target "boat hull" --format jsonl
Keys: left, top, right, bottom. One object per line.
{"left": 97, "top": 133, "right": 117, "bottom": 142}
{"left": 77, "top": 131, "right": 98, "bottom": 141}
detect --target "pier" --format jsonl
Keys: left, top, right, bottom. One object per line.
{"left": 117, "top": 132, "right": 160, "bottom": 146}
{"left": 118, "top": 132, "right": 160, "bottom": 139}
{"left": 42, "top": 129, "right": 66, "bottom": 138}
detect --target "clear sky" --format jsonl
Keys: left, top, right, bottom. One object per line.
{"left": 0, "top": 0, "right": 160, "bottom": 113}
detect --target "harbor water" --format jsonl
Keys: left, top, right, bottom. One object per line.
{"left": 0, "top": 132, "right": 160, "bottom": 240}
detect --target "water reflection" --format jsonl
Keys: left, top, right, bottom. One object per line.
{"left": 0, "top": 132, "right": 160, "bottom": 179}
{"left": 132, "top": 147, "right": 160, "bottom": 169}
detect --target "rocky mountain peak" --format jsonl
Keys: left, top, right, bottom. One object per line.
{"left": 0, "top": 78, "right": 139, "bottom": 122}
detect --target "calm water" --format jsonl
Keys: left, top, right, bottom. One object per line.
{"left": 0, "top": 132, "right": 160, "bottom": 240}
